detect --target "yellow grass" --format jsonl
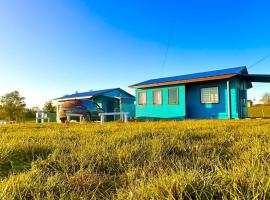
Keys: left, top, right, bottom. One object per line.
{"left": 249, "top": 105, "right": 270, "bottom": 118}
{"left": 0, "top": 120, "right": 270, "bottom": 199}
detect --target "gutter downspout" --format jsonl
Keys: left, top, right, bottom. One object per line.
{"left": 227, "top": 80, "right": 231, "bottom": 119}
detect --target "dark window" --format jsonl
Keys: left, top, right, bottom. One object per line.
{"left": 168, "top": 88, "right": 179, "bottom": 105}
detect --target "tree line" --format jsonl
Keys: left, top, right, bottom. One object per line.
{"left": 261, "top": 93, "right": 270, "bottom": 104}
{"left": 0, "top": 91, "right": 56, "bottom": 122}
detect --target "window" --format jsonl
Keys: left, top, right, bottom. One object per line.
{"left": 201, "top": 87, "right": 219, "bottom": 104}
{"left": 153, "top": 90, "right": 162, "bottom": 105}
{"left": 168, "top": 88, "right": 179, "bottom": 105}
{"left": 138, "top": 92, "right": 147, "bottom": 105}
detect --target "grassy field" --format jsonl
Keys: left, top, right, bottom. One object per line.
{"left": 249, "top": 105, "right": 270, "bottom": 118}
{"left": 1, "top": 120, "right": 270, "bottom": 199}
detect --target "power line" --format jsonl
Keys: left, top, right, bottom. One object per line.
{"left": 248, "top": 53, "right": 270, "bottom": 70}
{"left": 161, "top": 39, "right": 171, "bottom": 70}
{"left": 161, "top": 5, "right": 177, "bottom": 75}
{"left": 161, "top": 22, "right": 176, "bottom": 72}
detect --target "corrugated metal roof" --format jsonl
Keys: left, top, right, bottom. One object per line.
{"left": 130, "top": 66, "right": 248, "bottom": 87}
{"left": 54, "top": 88, "right": 119, "bottom": 101}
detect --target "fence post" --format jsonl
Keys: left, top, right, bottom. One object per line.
{"left": 124, "top": 114, "right": 128, "bottom": 123}
{"left": 100, "top": 115, "right": 104, "bottom": 124}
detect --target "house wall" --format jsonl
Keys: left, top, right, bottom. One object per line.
{"left": 135, "top": 85, "right": 186, "bottom": 119}
{"left": 94, "top": 96, "right": 119, "bottom": 111}
{"left": 94, "top": 89, "right": 135, "bottom": 119}
{"left": 103, "top": 89, "right": 135, "bottom": 118}
{"left": 134, "top": 78, "right": 248, "bottom": 120}
{"left": 121, "top": 98, "right": 135, "bottom": 118}
{"left": 103, "top": 89, "right": 134, "bottom": 99}
{"left": 236, "top": 79, "right": 249, "bottom": 118}
{"left": 186, "top": 78, "right": 240, "bottom": 119}
{"left": 93, "top": 96, "right": 119, "bottom": 121}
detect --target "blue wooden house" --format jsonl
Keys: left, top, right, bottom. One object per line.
{"left": 54, "top": 88, "right": 135, "bottom": 122}
{"left": 130, "top": 66, "right": 270, "bottom": 119}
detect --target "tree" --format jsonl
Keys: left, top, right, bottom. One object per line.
{"left": 0, "top": 105, "right": 4, "bottom": 119}
{"left": 0, "top": 91, "right": 26, "bottom": 121}
{"left": 261, "top": 93, "right": 270, "bottom": 105}
{"left": 43, "top": 101, "right": 56, "bottom": 113}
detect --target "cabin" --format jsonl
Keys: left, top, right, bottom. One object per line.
{"left": 130, "top": 66, "right": 270, "bottom": 119}
{"left": 53, "top": 88, "right": 135, "bottom": 122}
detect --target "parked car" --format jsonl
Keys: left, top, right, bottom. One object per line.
{"left": 59, "top": 99, "right": 104, "bottom": 122}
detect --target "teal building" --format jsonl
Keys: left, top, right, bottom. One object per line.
{"left": 130, "top": 66, "right": 270, "bottom": 119}
{"left": 54, "top": 88, "right": 135, "bottom": 122}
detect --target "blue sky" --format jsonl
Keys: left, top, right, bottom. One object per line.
{"left": 0, "top": 0, "right": 270, "bottom": 107}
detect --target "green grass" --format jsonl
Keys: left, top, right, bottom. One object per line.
{"left": 1, "top": 120, "right": 270, "bottom": 199}
{"left": 249, "top": 105, "right": 270, "bottom": 118}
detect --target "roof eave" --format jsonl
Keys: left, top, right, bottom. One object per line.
{"left": 53, "top": 96, "right": 93, "bottom": 102}
{"left": 109, "top": 88, "right": 135, "bottom": 98}
{"left": 129, "top": 74, "right": 238, "bottom": 89}
{"left": 238, "top": 74, "right": 270, "bottom": 83}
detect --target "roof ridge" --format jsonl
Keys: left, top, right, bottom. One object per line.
{"left": 69, "top": 88, "right": 118, "bottom": 95}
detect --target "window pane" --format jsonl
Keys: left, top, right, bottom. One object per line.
{"left": 138, "top": 92, "right": 147, "bottom": 105}
{"left": 201, "top": 87, "right": 219, "bottom": 103}
{"left": 168, "top": 88, "right": 178, "bottom": 104}
{"left": 153, "top": 90, "right": 162, "bottom": 105}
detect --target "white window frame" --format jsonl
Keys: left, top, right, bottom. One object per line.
{"left": 201, "top": 87, "right": 219, "bottom": 104}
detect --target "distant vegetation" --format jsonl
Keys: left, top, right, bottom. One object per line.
{"left": 0, "top": 91, "right": 56, "bottom": 122}
{"left": 43, "top": 101, "right": 56, "bottom": 113}
{"left": 261, "top": 93, "right": 270, "bottom": 105}
{"left": 1, "top": 120, "right": 270, "bottom": 199}
{"left": 0, "top": 91, "right": 26, "bottom": 121}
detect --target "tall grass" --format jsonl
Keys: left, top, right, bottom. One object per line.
{"left": 0, "top": 120, "right": 270, "bottom": 199}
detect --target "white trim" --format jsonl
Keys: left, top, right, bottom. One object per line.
{"left": 201, "top": 87, "right": 219, "bottom": 104}
{"left": 99, "top": 112, "right": 129, "bottom": 124}
{"left": 227, "top": 81, "right": 231, "bottom": 119}
{"left": 66, "top": 113, "right": 83, "bottom": 123}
